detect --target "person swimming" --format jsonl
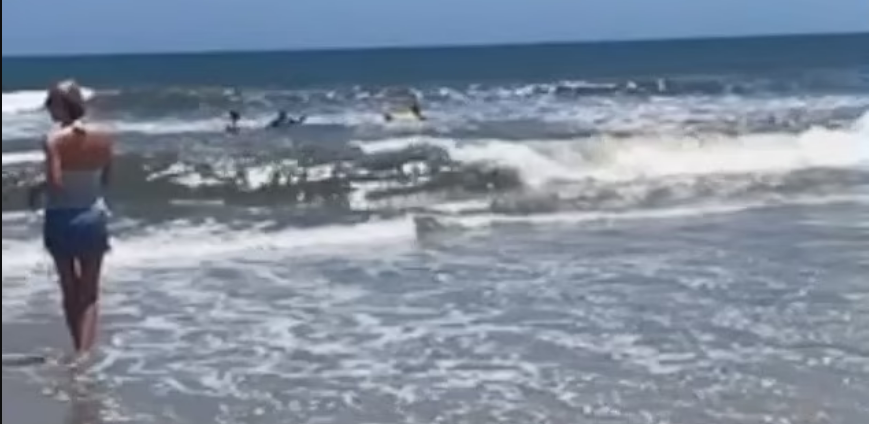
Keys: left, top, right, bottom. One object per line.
{"left": 383, "top": 98, "right": 426, "bottom": 122}
{"left": 41, "top": 79, "right": 114, "bottom": 357}
{"left": 267, "top": 110, "right": 307, "bottom": 128}
{"left": 225, "top": 110, "right": 241, "bottom": 133}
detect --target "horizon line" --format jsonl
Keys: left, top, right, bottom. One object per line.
{"left": 3, "top": 29, "right": 867, "bottom": 60}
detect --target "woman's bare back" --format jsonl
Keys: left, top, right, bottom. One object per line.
{"left": 45, "top": 127, "right": 113, "bottom": 188}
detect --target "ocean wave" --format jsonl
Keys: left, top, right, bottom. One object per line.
{"left": 4, "top": 191, "right": 864, "bottom": 300}
{"left": 1, "top": 86, "right": 96, "bottom": 115}
{"left": 4, "top": 67, "right": 866, "bottom": 116}
{"left": 414, "top": 193, "right": 869, "bottom": 235}
{"left": 2, "top": 143, "right": 522, "bottom": 213}
{"left": 1, "top": 151, "right": 41, "bottom": 166}
{"left": 1, "top": 216, "right": 417, "bottom": 293}
{"left": 3, "top": 88, "right": 866, "bottom": 141}
{"left": 361, "top": 112, "right": 868, "bottom": 184}
{"left": 4, "top": 115, "right": 866, "bottom": 216}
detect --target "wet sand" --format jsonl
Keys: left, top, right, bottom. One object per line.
{"left": 3, "top": 321, "right": 68, "bottom": 424}
{"left": 3, "top": 376, "right": 66, "bottom": 424}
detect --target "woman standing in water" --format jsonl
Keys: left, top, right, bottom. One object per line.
{"left": 41, "top": 80, "right": 113, "bottom": 357}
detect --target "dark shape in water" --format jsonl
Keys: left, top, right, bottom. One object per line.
{"left": 267, "top": 110, "right": 307, "bottom": 129}
{"left": 2, "top": 353, "right": 47, "bottom": 367}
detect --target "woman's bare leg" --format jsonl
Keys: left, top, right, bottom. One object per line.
{"left": 52, "top": 256, "right": 82, "bottom": 351}
{"left": 76, "top": 255, "right": 104, "bottom": 354}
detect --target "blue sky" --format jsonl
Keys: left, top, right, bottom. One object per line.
{"left": 3, "top": 0, "right": 867, "bottom": 56}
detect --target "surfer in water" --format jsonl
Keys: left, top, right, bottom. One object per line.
{"left": 267, "top": 110, "right": 307, "bottom": 128}
{"left": 41, "top": 80, "right": 113, "bottom": 358}
{"left": 383, "top": 98, "right": 426, "bottom": 122}
{"left": 225, "top": 110, "right": 241, "bottom": 134}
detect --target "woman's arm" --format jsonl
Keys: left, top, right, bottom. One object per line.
{"left": 100, "top": 136, "right": 114, "bottom": 188}
{"left": 101, "top": 160, "right": 112, "bottom": 188}
{"left": 42, "top": 136, "right": 62, "bottom": 190}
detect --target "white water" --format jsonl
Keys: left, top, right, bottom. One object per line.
{"left": 3, "top": 96, "right": 867, "bottom": 424}
{"left": 436, "top": 193, "right": 869, "bottom": 230}
{"left": 2, "top": 216, "right": 415, "bottom": 274}
{"left": 2, "top": 215, "right": 418, "bottom": 324}
{"left": 4, "top": 92, "right": 866, "bottom": 280}
{"left": 3, "top": 187, "right": 866, "bottom": 424}
{"left": 2, "top": 87, "right": 95, "bottom": 114}
{"left": 1, "top": 150, "right": 42, "bottom": 165}
{"left": 5, "top": 110, "right": 864, "bottom": 301}
{"left": 5, "top": 111, "right": 866, "bottom": 210}
{"left": 4, "top": 190, "right": 864, "bottom": 310}
{"left": 358, "top": 111, "right": 869, "bottom": 188}
{"left": 3, "top": 89, "right": 867, "bottom": 140}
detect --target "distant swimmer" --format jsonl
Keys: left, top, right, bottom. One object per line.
{"left": 267, "top": 110, "right": 307, "bottom": 129}
{"left": 225, "top": 110, "right": 241, "bottom": 134}
{"left": 408, "top": 102, "right": 426, "bottom": 121}
{"left": 383, "top": 99, "right": 426, "bottom": 122}
{"left": 41, "top": 80, "right": 114, "bottom": 358}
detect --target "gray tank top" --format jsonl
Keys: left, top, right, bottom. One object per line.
{"left": 45, "top": 169, "right": 106, "bottom": 210}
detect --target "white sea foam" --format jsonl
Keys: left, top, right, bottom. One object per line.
{"left": 358, "top": 111, "right": 869, "bottom": 188}
{"left": 3, "top": 87, "right": 97, "bottom": 140}
{"left": 2, "top": 87, "right": 95, "bottom": 115}
{"left": 4, "top": 189, "right": 865, "bottom": 421}
{"left": 1, "top": 150, "right": 42, "bottom": 165}
{"left": 6, "top": 190, "right": 859, "bottom": 309}
{"left": 1, "top": 115, "right": 228, "bottom": 140}
{"left": 3, "top": 89, "right": 866, "bottom": 141}
{"left": 1, "top": 216, "right": 416, "bottom": 284}
{"left": 1, "top": 215, "right": 419, "bottom": 328}
{"left": 857, "top": 112, "right": 869, "bottom": 160}
{"left": 3, "top": 74, "right": 867, "bottom": 424}
{"left": 427, "top": 193, "right": 869, "bottom": 230}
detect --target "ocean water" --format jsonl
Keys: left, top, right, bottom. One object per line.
{"left": 2, "top": 33, "right": 868, "bottom": 423}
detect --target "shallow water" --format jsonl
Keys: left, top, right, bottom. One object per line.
{"left": 3, "top": 198, "right": 867, "bottom": 423}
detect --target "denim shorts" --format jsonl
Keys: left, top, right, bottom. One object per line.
{"left": 43, "top": 207, "right": 110, "bottom": 258}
